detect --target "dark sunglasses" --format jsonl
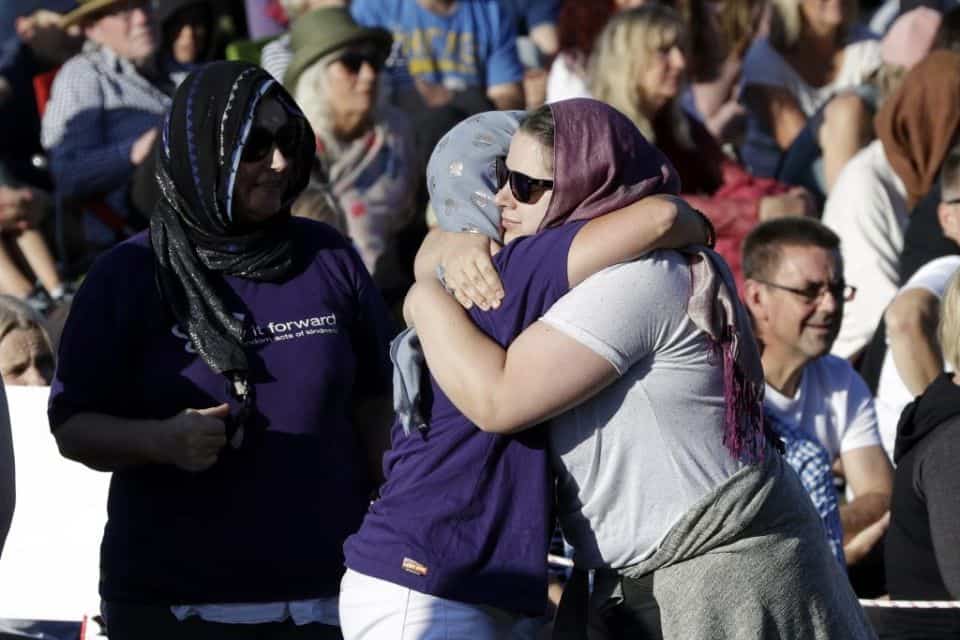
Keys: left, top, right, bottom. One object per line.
{"left": 334, "top": 49, "right": 385, "bottom": 74}
{"left": 495, "top": 156, "right": 554, "bottom": 204}
{"left": 241, "top": 121, "right": 300, "bottom": 163}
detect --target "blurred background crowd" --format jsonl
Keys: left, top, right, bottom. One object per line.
{"left": 2, "top": 0, "right": 960, "bottom": 636}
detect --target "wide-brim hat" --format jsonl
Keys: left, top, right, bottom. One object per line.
{"left": 62, "top": 0, "right": 133, "bottom": 27}
{"left": 283, "top": 7, "right": 392, "bottom": 91}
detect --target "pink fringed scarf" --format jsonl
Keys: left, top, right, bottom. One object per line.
{"left": 685, "top": 249, "right": 768, "bottom": 462}
{"left": 540, "top": 99, "right": 769, "bottom": 462}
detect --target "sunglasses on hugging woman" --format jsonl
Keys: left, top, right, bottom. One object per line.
{"left": 495, "top": 156, "right": 554, "bottom": 204}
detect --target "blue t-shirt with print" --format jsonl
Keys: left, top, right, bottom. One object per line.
{"left": 351, "top": 0, "right": 523, "bottom": 93}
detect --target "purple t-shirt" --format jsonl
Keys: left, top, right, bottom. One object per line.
{"left": 344, "top": 221, "right": 586, "bottom": 616}
{"left": 49, "top": 218, "right": 394, "bottom": 605}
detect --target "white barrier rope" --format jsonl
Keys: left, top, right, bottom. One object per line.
{"left": 860, "top": 599, "right": 960, "bottom": 609}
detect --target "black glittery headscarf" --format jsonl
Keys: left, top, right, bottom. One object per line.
{"left": 150, "top": 61, "right": 315, "bottom": 436}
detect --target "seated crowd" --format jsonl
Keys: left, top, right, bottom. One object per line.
{"left": 1, "top": 0, "right": 960, "bottom": 638}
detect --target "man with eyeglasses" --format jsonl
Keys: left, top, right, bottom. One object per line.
{"left": 41, "top": 0, "right": 171, "bottom": 246}
{"left": 742, "top": 217, "right": 893, "bottom": 572}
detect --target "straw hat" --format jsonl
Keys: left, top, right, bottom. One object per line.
{"left": 62, "top": 0, "right": 141, "bottom": 28}
{"left": 283, "top": 7, "right": 392, "bottom": 90}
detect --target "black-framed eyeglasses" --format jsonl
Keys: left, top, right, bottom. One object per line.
{"left": 755, "top": 279, "right": 857, "bottom": 304}
{"left": 495, "top": 156, "right": 554, "bottom": 204}
{"left": 333, "top": 48, "right": 385, "bottom": 74}
{"left": 241, "top": 121, "right": 300, "bottom": 163}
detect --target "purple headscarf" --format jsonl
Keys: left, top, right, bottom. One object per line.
{"left": 538, "top": 98, "right": 681, "bottom": 231}
{"left": 535, "top": 98, "right": 768, "bottom": 463}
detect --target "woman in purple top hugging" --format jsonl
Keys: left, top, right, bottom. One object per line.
{"left": 339, "top": 99, "right": 712, "bottom": 639}
{"left": 403, "top": 100, "right": 876, "bottom": 639}
{"left": 48, "top": 61, "right": 394, "bottom": 640}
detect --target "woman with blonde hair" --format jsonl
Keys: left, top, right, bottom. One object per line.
{"left": 588, "top": 4, "right": 812, "bottom": 285}
{"left": 740, "top": 0, "right": 881, "bottom": 196}
{"left": 549, "top": 0, "right": 766, "bottom": 148}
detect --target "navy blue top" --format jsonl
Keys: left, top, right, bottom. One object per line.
{"left": 344, "top": 221, "right": 586, "bottom": 616}
{"left": 49, "top": 219, "right": 394, "bottom": 604}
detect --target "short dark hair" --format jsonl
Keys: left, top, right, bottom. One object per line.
{"left": 742, "top": 217, "right": 841, "bottom": 281}
{"left": 940, "top": 143, "right": 960, "bottom": 203}
{"left": 518, "top": 105, "right": 555, "bottom": 171}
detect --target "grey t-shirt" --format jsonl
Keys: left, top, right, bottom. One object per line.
{"left": 542, "top": 251, "right": 745, "bottom": 569}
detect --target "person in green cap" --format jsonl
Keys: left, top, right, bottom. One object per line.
{"left": 261, "top": 0, "right": 348, "bottom": 81}
{"left": 286, "top": 7, "right": 419, "bottom": 303}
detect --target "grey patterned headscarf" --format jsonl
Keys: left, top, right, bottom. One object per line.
{"left": 392, "top": 111, "right": 523, "bottom": 435}
{"left": 151, "top": 61, "right": 315, "bottom": 444}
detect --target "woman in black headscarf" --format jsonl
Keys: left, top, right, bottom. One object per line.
{"left": 49, "top": 61, "right": 394, "bottom": 640}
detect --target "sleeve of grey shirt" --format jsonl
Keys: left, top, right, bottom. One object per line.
{"left": 919, "top": 421, "right": 960, "bottom": 599}
{"left": 0, "top": 383, "right": 13, "bottom": 559}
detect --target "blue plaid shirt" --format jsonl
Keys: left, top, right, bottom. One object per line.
{"left": 767, "top": 412, "right": 846, "bottom": 566}
{"left": 41, "top": 45, "right": 171, "bottom": 221}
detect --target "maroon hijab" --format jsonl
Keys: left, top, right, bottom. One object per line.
{"left": 537, "top": 98, "right": 681, "bottom": 231}
{"left": 534, "top": 98, "right": 769, "bottom": 463}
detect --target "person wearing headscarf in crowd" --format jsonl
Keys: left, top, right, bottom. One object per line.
{"left": 155, "top": 0, "right": 214, "bottom": 87}
{"left": 740, "top": 0, "right": 881, "bottom": 198}
{"left": 404, "top": 99, "right": 875, "bottom": 640}
{"left": 823, "top": 50, "right": 960, "bottom": 361}
{"left": 285, "top": 7, "right": 418, "bottom": 300}
{"left": 877, "top": 270, "right": 960, "bottom": 640}
{"left": 340, "top": 99, "right": 713, "bottom": 639}
{"left": 0, "top": 295, "right": 54, "bottom": 387}
{"left": 588, "top": 4, "right": 813, "bottom": 287}
{"left": 846, "top": 9, "right": 960, "bottom": 393}
{"left": 49, "top": 61, "right": 394, "bottom": 640}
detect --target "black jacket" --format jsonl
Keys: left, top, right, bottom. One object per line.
{"left": 885, "top": 373, "right": 960, "bottom": 602}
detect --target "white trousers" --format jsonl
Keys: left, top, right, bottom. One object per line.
{"left": 339, "top": 569, "right": 544, "bottom": 640}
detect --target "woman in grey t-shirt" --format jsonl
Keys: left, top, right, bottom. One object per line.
{"left": 408, "top": 100, "right": 876, "bottom": 640}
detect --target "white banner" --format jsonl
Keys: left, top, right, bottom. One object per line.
{"left": 0, "top": 386, "right": 108, "bottom": 622}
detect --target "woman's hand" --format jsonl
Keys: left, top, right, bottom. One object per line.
{"left": 158, "top": 404, "right": 229, "bottom": 472}
{"left": 668, "top": 196, "right": 716, "bottom": 248}
{"left": 438, "top": 232, "right": 504, "bottom": 311}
